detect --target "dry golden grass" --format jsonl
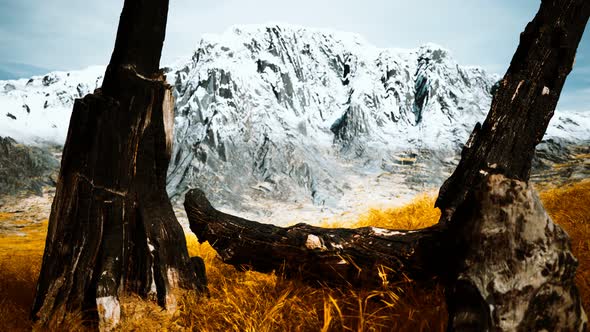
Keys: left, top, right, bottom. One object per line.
{"left": 0, "top": 253, "right": 41, "bottom": 331}
{"left": 0, "top": 211, "right": 46, "bottom": 331}
{"left": 539, "top": 179, "right": 590, "bottom": 313}
{"left": 0, "top": 180, "right": 588, "bottom": 331}
{"left": 351, "top": 193, "right": 441, "bottom": 230}
{"left": 125, "top": 232, "right": 447, "bottom": 331}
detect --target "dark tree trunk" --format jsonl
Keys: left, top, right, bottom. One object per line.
{"left": 436, "top": 0, "right": 590, "bottom": 222}
{"left": 185, "top": 0, "right": 588, "bottom": 330}
{"left": 31, "top": 1, "right": 206, "bottom": 330}
{"left": 437, "top": 0, "right": 589, "bottom": 330}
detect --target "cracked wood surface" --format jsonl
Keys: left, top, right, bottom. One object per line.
{"left": 185, "top": 188, "right": 445, "bottom": 288}
{"left": 436, "top": 0, "right": 590, "bottom": 223}
{"left": 31, "top": 1, "right": 206, "bottom": 330}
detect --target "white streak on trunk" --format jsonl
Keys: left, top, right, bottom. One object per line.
{"left": 148, "top": 266, "right": 157, "bottom": 299}
{"left": 305, "top": 234, "right": 326, "bottom": 250}
{"left": 511, "top": 80, "right": 524, "bottom": 101}
{"left": 163, "top": 88, "right": 175, "bottom": 156}
{"left": 167, "top": 267, "right": 180, "bottom": 288}
{"left": 96, "top": 296, "right": 120, "bottom": 332}
{"left": 371, "top": 227, "right": 404, "bottom": 236}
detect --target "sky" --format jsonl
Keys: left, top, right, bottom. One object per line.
{"left": 0, "top": 0, "right": 588, "bottom": 111}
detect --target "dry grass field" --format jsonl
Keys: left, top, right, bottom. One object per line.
{"left": 0, "top": 180, "right": 588, "bottom": 331}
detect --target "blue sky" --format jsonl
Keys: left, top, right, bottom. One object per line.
{"left": 0, "top": 0, "right": 588, "bottom": 110}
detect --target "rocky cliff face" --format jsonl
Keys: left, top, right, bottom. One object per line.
{"left": 1, "top": 24, "right": 588, "bottom": 222}
{"left": 0, "top": 137, "right": 59, "bottom": 196}
{"left": 167, "top": 26, "right": 498, "bottom": 212}
{"left": 164, "top": 25, "right": 588, "bottom": 219}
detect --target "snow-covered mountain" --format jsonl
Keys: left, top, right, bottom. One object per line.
{"left": 0, "top": 66, "right": 105, "bottom": 144}
{"left": 1, "top": 24, "right": 588, "bottom": 223}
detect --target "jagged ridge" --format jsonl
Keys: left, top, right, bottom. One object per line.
{"left": 1, "top": 24, "right": 588, "bottom": 223}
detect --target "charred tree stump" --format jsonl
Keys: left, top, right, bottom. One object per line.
{"left": 185, "top": 0, "right": 588, "bottom": 330}
{"left": 31, "top": 0, "right": 205, "bottom": 330}
{"left": 446, "top": 174, "right": 586, "bottom": 331}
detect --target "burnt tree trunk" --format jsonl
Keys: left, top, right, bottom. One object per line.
{"left": 436, "top": 0, "right": 590, "bottom": 220}
{"left": 185, "top": 0, "right": 588, "bottom": 330}
{"left": 445, "top": 174, "right": 586, "bottom": 331}
{"left": 32, "top": 1, "right": 206, "bottom": 330}
{"left": 438, "top": 0, "right": 589, "bottom": 330}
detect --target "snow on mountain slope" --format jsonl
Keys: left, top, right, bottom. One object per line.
{"left": 164, "top": 24, "right": 589, "bottom": 221}
{"left": 163, "top": 26, "right": 500, "bottom": 215}
{"left": 0, "top": 24, "right": 588, "bottom": 224}
{"left": 0, "top": 66, "right": 104, "bottom": 144}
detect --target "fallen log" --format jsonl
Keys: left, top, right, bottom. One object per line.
{"left": 185, "top": 0, "right": 588, "bottom": 330}
{"left": 185, "top": 188, "right": 446, "bottom": 288}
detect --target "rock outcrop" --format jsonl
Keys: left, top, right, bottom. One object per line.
{"left": 0, "top": 136, "right": 59, "bottom": 196}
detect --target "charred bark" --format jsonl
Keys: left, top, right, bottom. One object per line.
{"left": 445, "top": 174, "right": 586, "bottom": 331}
{"left": 185, "top": 0, "right": 588, "bottom": 330}
{"left": 185, "top": 189, "right": 445, "bottom": 288}
{"left": 438, "top": 0, "right": 589, "bottom": 330}
{"left": 31, "top": 1, "right": 205, "bottom": 330}
{"left": 436, "top": 0, "right": 590, "bottom": 222}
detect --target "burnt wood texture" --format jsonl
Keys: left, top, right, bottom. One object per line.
{"left": 32, "top": 1, "right": 205, "bottom": 330}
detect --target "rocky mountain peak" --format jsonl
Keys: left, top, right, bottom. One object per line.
{"left": 0, "top": 24, "right": 588, "bottom": 224}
